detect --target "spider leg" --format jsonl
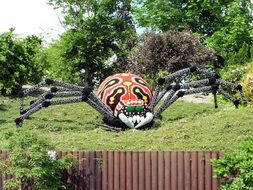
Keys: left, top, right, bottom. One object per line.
{"left": 20, "top": 89, "right": 82, "bottom": 115}
{"left": 150, "top": 67, "right": 194, "bottom": 112}
{"left": 150, "top": 66, "right": 214, "bottom": 111}
{"left": 153, "top": 74, "right": 245, "bottom": 118}
{"left": 18, "top": 79, "right": 84, "bottom": 114}
{"left": 15, "top": 96, "right": 84, "bottom": 126}
{"left": 87, "top": 91, "right": 113, "bottom": 115}
{"left": 154, "top": 85, "right": 214, "bottom": 118}
{"left": 16, "top": 79, "right": 114, "bottom": 127}
{"left": 218, "top": 88, "right": 239, "bottom": 108}
{"left": 82, "top": 87, "right": 114, "bottom": 118}
{"left": 16, "top": 91, "right": 115, "bottom": 127}
{"left": 217, "top": 79, "right": 247, "bottom": 105}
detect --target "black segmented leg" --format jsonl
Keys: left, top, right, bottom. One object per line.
{"left": 82, "top": 88, "right": 114, "bottom": 118}
{"left": 218, "top": 89, "right": 240, "bottom": 108}
{"left": 150, "top": 66, "right": 199, "bottom": 111}
{"left": 16, "top": 91, "right": 115, "bottom": 127}
{"left": 154, "top": 86, "right": 214, "bottom": 118}
{"left": 195, "top": 68, "right": 219, "bottom": 78}
{"left": 213, "top": 91, "right": 218, "bottom": 108}
{"left": 150, "top": 85, "right": 161, "bottom": 112}
{"left": 15, "top": 97, "right": 84, "bottom": 126}
{"left": 88, "top": 92, "right": 113, "bottom": 115}
{"left": 18, "top": 79, "right": 84, "bottom": 113}
{"left": 21, "top": 90, "right": 82, "bottom": 115}
{"left": 163, "top": 67, "right": 196, "bottom": 83}
{"left": 15, "top": 79, "right": 115, "bottom": 127}
{"left": 217, "top": 79, "right": 247, "bottom": 105}
{"left": 152, "top": 66, "right": 245, "bottom": 118}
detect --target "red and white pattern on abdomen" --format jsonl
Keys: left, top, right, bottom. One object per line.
{"left": 97, "top": 73, "right": 153, "bottom": 113}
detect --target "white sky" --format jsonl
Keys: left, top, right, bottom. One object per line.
{"left": 0, "top": 0, "right": 65, "bottom": 43}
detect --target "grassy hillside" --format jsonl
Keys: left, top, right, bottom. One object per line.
{"left": 1, "top": 96, "right": 253, "bottom": 151}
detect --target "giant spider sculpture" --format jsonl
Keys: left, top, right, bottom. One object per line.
{"left": 15, "top": 66, "right": 246, "bottom": 130}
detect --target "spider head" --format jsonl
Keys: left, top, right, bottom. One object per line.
{"left": 114, "top": 100, "right": 154, "bottom": 129}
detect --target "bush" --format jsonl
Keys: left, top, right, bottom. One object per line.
{"left": 126, "top": 30, "right": 216, "bottom": 84}
{"left": 0, "top": 29, "right": 44, "bottom": 96}
{"left": 0, "top": 130, "right": 74, "bottom": 190}
{"left": 241, "top": 62, "right": 253, "bottom": 104}
{"left": 212, "top": 137, "right": 253, "bottom": 190}
{"left": 220, "top": 65, "right": 247, "bottom": 83}
{"left": 226, "top": 43, "right": 251, "bottom": 67}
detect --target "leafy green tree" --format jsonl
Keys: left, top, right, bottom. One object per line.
{"left": 206, "top": 1, "right": 253, "bottom": 61}
{"left": 39, "top": 32, "right": 75, "bottom": 83}
{"left": 134, "top": 0, "right": 230, "bottom": 35}
{"left": 212, "top": 137, "right": 253, "bottom": 190}
{"left": 47, "top": 0, "right": 136, "bottom": 86}
{"left": 134, "top": 0, "right": 253, "bottom": 69}
{"left": 0, "top": 130, "right": 74, "bottom": 190}
{"left": 0, "top": 29, "right": 44, "bottom": 95}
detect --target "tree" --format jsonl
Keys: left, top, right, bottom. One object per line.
{"left": 47, "top": 0, "right": 136, "bottom": 87}
{"left": 0, "top": 29, "right": 44, "bottom": 95}
{"left": 126, "top": 30, "right": 216, "bottom": 86}
{"left": 206, "top": 1, "right": 253, "bottom": 61}
{"left": 133, "top": 0, "right": 230, "bottom": 35}
{"left": 133, "top": 0, "right": 253, "bottom": 69}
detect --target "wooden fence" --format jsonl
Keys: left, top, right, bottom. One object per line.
{"left": 0, "top": 151, "right": 223, "bottom": 190}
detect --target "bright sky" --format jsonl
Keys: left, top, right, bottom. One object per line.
{"left": 0, "top": 0, "right": 65, "bottom": 43}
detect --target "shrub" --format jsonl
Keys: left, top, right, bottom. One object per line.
{"left": 126, "top": 30, "right": 216, "bottom": 85}
{"left": 212, "top": 137, "right": 253, "bottom": 190}
{"left": 241, "top": 62, "right": 253, "bottom": 104}
{"left": 226, "top": 43, "right": 251, "bottom": 67}
{"left": 0, "top": 130, "right": 74, "bottom": 190}
{"left": 220, "top": 65, "right": 247, "bottom": 83}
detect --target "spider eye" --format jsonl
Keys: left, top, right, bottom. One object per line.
{"left": 136, "top": 106, "right": 144, "bottom": 112}
{"left": 126, "top": 105, "right": 144, "bottom": 113}
{"left": 127, "top": 106, "right": 135, "bottom": 112}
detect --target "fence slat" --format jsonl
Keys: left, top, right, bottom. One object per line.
{"left": 114, "top": 151, "right": 120, "bottom": 190}
{"left": 132, "top": 151, "right": 139, "bottom": 190}
{"left": 191, "top": 151, "right": 198, "bottom": 190}
{"left": 211, "top": 151, "right": 220, "bottom": 190}
{"left": 95, "top": 151, "right": 102, "bottom": 190}
{"left": 158, "top": 152, "right": 164, "bottom": 190}
{"left": 107, "top": 151, "right": 114, "bottom": 190}
{"left": 90, "top": 151, "right": 96, "bottom": 190}
{"left": 120, "top": 151, "right": 126, "bottom": 190}
{"left": 80, "top": 151, "right": 86, "bottom": 189}
{"left": 171, "top": 151, "right": 178, "bottom": 190}
{"left": 144, "top": 151, "right": 151, "bottom": 190}
{"left": 151, "top": 151, "right": 158, "bottom": 190}
{"left": 198, "top": 152, "right": 205, "bottom": 190}
{"left": 205, "top": 151, "right": 212, "bottom": 190}
{"left": 164, "top": 152, "right": 171, "bottom": 190}
{"left": 73, "top": 151, "right": 79, "bottom": 190}
{"left": 138, "top": 152, "right": 145, "bottom": 190}
{"left": 102, "top": 151, "right": 108, "bottom": 190}
{"left": 126, "top": 151, "right": 132, "bottom": 190}
{"left": 184, "top": 151, "right": 191, "bottom": 190}
{"left": 178, "top": 151, "right": 184, "bottom": 190}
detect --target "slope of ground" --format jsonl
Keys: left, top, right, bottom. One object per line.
{"left": 0, "top": 96, "right": 252, "bottom": 151}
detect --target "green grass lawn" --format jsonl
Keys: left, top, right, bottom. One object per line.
{"left": 1, "top": 96, "right": 253, "bottom": 151}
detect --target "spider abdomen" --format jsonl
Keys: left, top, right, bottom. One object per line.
{"left": 97, "top": 73, "right": 153, "bottom": 114}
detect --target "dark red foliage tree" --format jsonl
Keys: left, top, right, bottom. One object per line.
{"left": 126, "top": 30, "right": 216, "bottom": 82}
